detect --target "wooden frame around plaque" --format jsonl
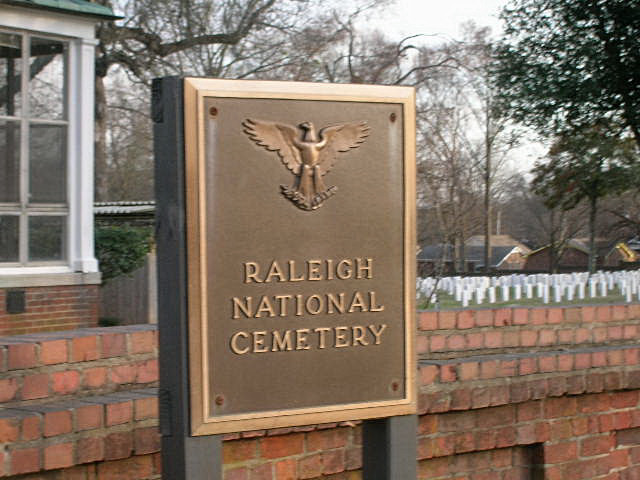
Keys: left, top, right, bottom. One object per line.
{"left": 184, "top": 78, "right": 416, "bottom": 435}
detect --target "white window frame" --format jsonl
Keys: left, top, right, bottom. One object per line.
{"left": 0, "top": 6, "right": 99, "bottom": 279}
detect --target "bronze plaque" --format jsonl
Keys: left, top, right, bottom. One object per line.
{"left": 184, "top": 78, "right": 416, "bottom": 435}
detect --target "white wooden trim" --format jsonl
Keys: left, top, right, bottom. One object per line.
{"left": 0, "top": 271, "right": 100, "bottom": 287}
{"left": 0, "top": 5, "right": 99, "bottom": 40}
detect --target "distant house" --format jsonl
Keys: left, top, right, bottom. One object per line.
{"left": 524, "top": 239, "right": 638, "bottom": 272}
{"left": 418, "top": 235, "right": 531, "bottom": 275}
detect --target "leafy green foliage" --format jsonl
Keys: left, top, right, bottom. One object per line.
{"left": 532, "top": 126, "right": 638, "bottom": 210}
{"left": 95, "top": 226, "right": 153, "bottom": 283}
{"left": 492, "top": 0, "right": 640, "bottom": 146}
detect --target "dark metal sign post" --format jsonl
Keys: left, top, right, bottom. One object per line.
{"left": 153, "top": 76, "right": 416, "bottom": 479}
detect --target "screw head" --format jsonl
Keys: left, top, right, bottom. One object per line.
{"left": 389, "top": 112, "right": 397, "bottom": 122}
{"left": 209, "top": 106, "right": 218, "bottom": 116}
{"left": 215, "top": 395, "right": 224, "bottom": 406}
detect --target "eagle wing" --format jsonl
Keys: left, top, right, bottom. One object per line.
{"left": 317, "top": 121, "right": 370, "bottom": 176}
{"left": 242, "top": 118, "right": 302, "bottom": 175}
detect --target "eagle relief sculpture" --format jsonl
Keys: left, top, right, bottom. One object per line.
{"left": 242, "top": 118, "right": 370, "bottom": 211}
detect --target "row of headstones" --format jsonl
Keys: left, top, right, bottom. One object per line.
{"left": 417, "top": 270, "right": 640, "bottom": 307}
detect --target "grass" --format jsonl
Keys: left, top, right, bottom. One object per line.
{"left": 418, "top": 291, "right": 629, "bottom": 310}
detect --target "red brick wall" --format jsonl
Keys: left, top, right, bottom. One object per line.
{"left": 0, "top": 285, "right": 99, "bottom": 336}
{"left": 1, "top": 305, "right": 640, "bottom": 479}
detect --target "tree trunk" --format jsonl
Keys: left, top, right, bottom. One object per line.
{"left": 588, "top": 196, "right": 598, "bottom": 274}
{"left": 95, "top": 74, "right": 108, "bottom": 201}
{"left": 549, "top": 208, "right": 557, "bottom": 273}
{"left": 483, "top": 110, "right": 492, "bottom": 274}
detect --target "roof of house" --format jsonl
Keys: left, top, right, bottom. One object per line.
{"left": 1, "top": 0, "right": 120, "bottom": 19}
{"left": 418, "top": 244, "right": 521, "bottom": 268}
{"left": 94, "top": 201, "right": 155, "bottom": 216}
{"left": 465, "top": 234, "right": 531, "bottom": 252}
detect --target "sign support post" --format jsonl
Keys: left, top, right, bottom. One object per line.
{"left": 363, "top": 415, "right": 417, "bottom": 479}
{"left": 153, "top": 76, "right": 223, "bottom": 480}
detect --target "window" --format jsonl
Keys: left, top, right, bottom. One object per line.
{"left": 0, "top": 30, "right": 69, "bottom": 265}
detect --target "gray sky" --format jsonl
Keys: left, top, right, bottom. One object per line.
{"left": 370, "top": 0, "right": 507, "bottom": 42}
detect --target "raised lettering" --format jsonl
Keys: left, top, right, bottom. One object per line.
{"left": 264, "top": 260, "right": 285, "bottom": 283}
{"left": 255, "top": 296, "right": 275, "bottom": 318}
{"left": 327, "top": 292, "right": 345, "bottom": 314}
{"left": 253, "top": 331, "right": 268, "bottom": 352}
{"left": 244, "top": 262, "right": 261, "bottom": 283}
{"left": 336, "top": 259, "right": 353, "bottom": 280}
{"left": 314, "top": 327, "right": 331, "bottom": 349}
{"left": 274, "top": 294, "right": 292, "bottom": 316}
{"left": 230, "top": 331, "right": 250, "bottom": 354}
{"left": 352, "top": 326, "right": 368, "bottom": 346}
{"left": 288, "top": 260, "right": 304, "bottom": 282}
{"left": 356, "top": 257, "right": 373, "bottom": 279}
{"left": 272, "top": 330, "right": 293, "bottom": 351}
{"left": 232, "top": 297, "right": 252, "bottom": 319}
{"left": 305, "top": 294, "right": 323, "bottom": 315}
{"left": 335, "top": 326, "right": 350, "bottom": 347}
{"left": 296, "top": 329, "right": 311, "bottom": 350}
{"left": 369, "top": 324, "right": 387, "bottom": 345}
{"left": 308, "top": 260, "right": 322, "bottom": 280}
{"left": 369, "top": 291, "right": 385, "bottom": 312}
{"left": 348, "top": 291, "right": 368, "bottom": 313}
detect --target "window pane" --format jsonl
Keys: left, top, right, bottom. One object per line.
{"left": 29, "top": 215, "right": 65, "bottom": 261}
{"left": 0, "top": 120, "right": 20, "bottom": 202}
{"left": 0, "top": 215, "right": 19, "bottom": 262}
{"left": 29, "top": 37, "right": 66, "bottom": 120}
{"left": 0, "top": 32, "right": 22, "bottom": 117}
{"left": 29, "top": 123, "right": 66, "bottom": 203}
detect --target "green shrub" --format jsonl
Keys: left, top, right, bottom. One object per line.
{"left": 95, "top": 225, "right": 153, "bottom": 283}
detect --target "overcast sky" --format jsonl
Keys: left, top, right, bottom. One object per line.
{"left": 370, "top": 0, "right": 507, "bottom": 43}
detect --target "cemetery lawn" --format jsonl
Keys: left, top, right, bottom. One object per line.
{"left": 419, "top": 292, "right": 628, "bottom": 310}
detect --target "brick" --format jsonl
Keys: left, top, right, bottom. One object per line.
{"left": 489, "top": 385, "right": 510, "bottom": 406}
{"left": 83, "top": 367, "right": 107, "bottom": 388}
{"left": 517, "top": 423, "right": 537, "bottom": 444}
{"left": 513, "top": 308, "right": 529, "bottom": 325}
{"left": 129, "top": 330, "right": 156, "bottom": 354}
{"left": 494, "top": 308, "right": 512, "bottom": 326}
{"left": 538, "top": 355, "right": 556, "bottom": 372}
{"left": 457, "top": 310, "right": 474, "bottom": 329}
{"left": 447, "top": 334, "right": 466, "bottom": 351}
{"left": 503, "top": 331, "right": 520, "bottom": 348}
{"left": 76, "top": 403, "right": 103, "bottom": 430}
{"left": 520, "top": 330, "right": 537, "bottom": 347}
{"left": 10, "top": 447, "right": 40, "bottom": 475}
{"left": 544, "top": 441, "right": 577, "bottom": 463}
{"left": 557, "top": 354, "right": 573, "bottom": 372}
{"left": 612, "top": 305, "right": 627, "bottom": 321}
{"left": 307, "top": 428, "right": 348, "bottom": 451}
{"left": 441, "top": 364, "right": 457, "bottom": 382}
{"left": 136, "top": 359, "right": 158, "bottom": 383}
{"left": 575, "top": 328, "right": 590, "bottom": 344}
{"left": 547, "top": 308, "right": 563, "bottom": 324}
{"left": 477, "top": 405, "right": 514, "bottom": 428}
{"left": 575, "top": 353, "right": 591, "bottom": 369}
{"left": 134, "top": 426, "right": 161, "bottom": 454}
{"left": 531, "top": 308, "right": 546, "bottom": 325}
{"left": 617, "top": 427, "right": 640, "bottom": 446}
{"left": 21, "top": 415, "right": 41, "bottom": 441}
{"left": 44, "top": 442, "right": 74, "bottom": 470}
{"left": 597, "top": 306, "right": 612, "bottom": 322}
{"left": 97, "top": 455, "right": 154, "bottom": 480}
{"left": 581, "top": 435, "right": 613, "bottom": 457}
{"left": 299, "top": 453, "right": 323, "bottom": 479}
{"left": 419, "top": 312, "right": 438, "bottom": 331}
{"left": 40, "top": 339, "right": 68, "bottom": 365}
{"left": 471, "top": 386, "right": 491, "bottom": 409}
{"left": 480, "top": 360, "right": 499, "bottom": 379}
{"left": 475, "top": 309, "right": 493, "bottom": 327}
{"left": 439, "top": 411, "right": 476, "bottom": 432}
{"left": 451, "top": 388, "right": 472, "bottom": 410}
{"left": 77, "top": 436, "right": 104, "bottom": 464}
{"left": 346, "top": 446, "right": 362, "bottom": 470}
{"left": 44, "top": 409, "right": 72, "bottom": 437}
{"left": 110, "top": 364, "right": 137, "bottom": 385}
{"left": 51, "top": 370, "right": 80, "bottom": 395}
{"left": 275, "top": 459, "right": 296, "bottom": 480}
{"left": 101, "top": 333, "right": 126, "bottom": 358}
{"left": 8, "top": 343, "right": 37, "bottom": 369}
{"left": 538, "top": 329, "right": 557, "bottom": 345}
{"left": 0, "top": 417, "right": 19, "bottom": 443}
{"left": 72, "top": 335, "right": 98, "bottom": 362}
{"left": 134, "top": 397, "right": 158, "bottom": 420}
{"left": 498, "top": 360, "right": 518, "bottom": 377}
{"left": 106, "top": 400, "right": 133, "bottom": 426}
{"left": 430, "top": 335, "right": 446, "bottom": 352}
{"left": 417, "top": 335, "right": 428, "bottom": 354}
{"left": 545, "top": 397, "right": 577, "bottom": 418}
{"left": 225, "top": 467, "right": 249, "bottom": 480}
{"left": 418, "top": 415, "right": 437, "bottom": 435}
{"left": 519, "top": 357, "right": 537, "bottom": 376}
{"left": 484, "top": 331, "right": 502, "bottom": 348}
{"left": 104, "top": 431, "right": 133, "bottom": 460}
{"left": 322, "top": 450, "right": 345, "bottom": 475}
{"left": 260, "top": 433, "right": 304, "bottom": 459}
{"left": 453, "top": 432, "right": 475, "bottom": 452}
{"left": 223, "top": 439, "right": 256, "bottom": 463}
{"left": 612, "top": 391, "right": 639, "bottom": 409}
{"left": 0, "top": 378, "right": 18, "bottom": 402}
{"left": 438, "top": 311, "right": 456, "bottom": 330}
{"left": 557, "top": 329, "right": 573, "bottom": 344}
{"left": 421, "top": 365, "right": 438, "bottom": 385}
{"left": 459, "top": 362, "right": 479, "bottom": 381}
{"left": 466, "top": 332, "right": 484, "bottom": 350}
{"left": 510, "top": 382, "right": 530, "bottom": 403}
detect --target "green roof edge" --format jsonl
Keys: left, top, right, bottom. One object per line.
{"left": 1, "top": 0, "right": 122, "bottom": 20}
